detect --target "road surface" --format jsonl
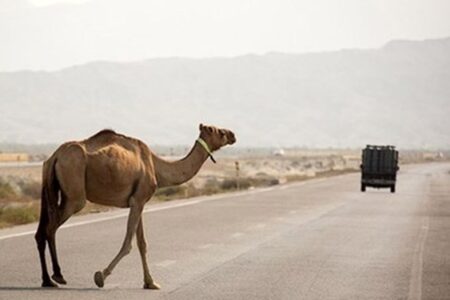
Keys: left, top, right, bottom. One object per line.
{"left": 0, "top": 163, "right": 449, "bottom": 300}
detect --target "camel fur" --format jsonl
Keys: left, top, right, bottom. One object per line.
{"left": 35, "top": 124, "right": 236, "bottom": 289}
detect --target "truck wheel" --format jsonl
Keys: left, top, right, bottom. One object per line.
{"left": 390, "top": 185, "right": 396, "bottom": 193}
{"left": 361, "top": 184, "right": 366, "bottom": 192}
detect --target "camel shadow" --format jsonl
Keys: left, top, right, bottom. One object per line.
{"left": 0, "top": 286, "right": 100, "bottom": 292}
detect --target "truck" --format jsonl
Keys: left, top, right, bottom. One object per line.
{"left": 360, "top": 145, "right": 399, "bottom": 193}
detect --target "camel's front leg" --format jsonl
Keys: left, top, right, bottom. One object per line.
{"left": 136, "top": 217, "right": 160, "bottom": 289}
{"left": 94, "top": 197, "right": 143, "bottom": 288}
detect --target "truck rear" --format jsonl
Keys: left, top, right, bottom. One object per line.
{"left": 360, "top": 145, "right": 399, "bottom": 193}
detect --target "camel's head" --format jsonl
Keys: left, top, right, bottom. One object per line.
{"left": 198, "top": 123, "right": 236, "bottom": 152}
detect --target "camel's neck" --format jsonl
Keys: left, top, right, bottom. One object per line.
{"left": 152, "top": 141, "right": 210, "bottom": 188}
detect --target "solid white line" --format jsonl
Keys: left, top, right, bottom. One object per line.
{"left": 0, "top": 175, "right": 341, "bottom": 242}
{"left": 0, "top": 183, "right": 288, "bottom": 242}
{"left": 408, "top": 217, "right": 429, "bottom": 300}
{"left": 0, "top": 230, "right": 37, "bottom": 241}
{"left": 155, "top": 260, "right": 176, "bottom": 268}
{"left": 0, "top": 200, "right": 200, "bottom": 241}
{"left": 249, "top": 223, "right": 266, "bottom": 230}
{"left": 231, "top": 232, "right": 244, "bottom": 238}
{"left": 198, "top": 243, "right": 214, "bottom": 249}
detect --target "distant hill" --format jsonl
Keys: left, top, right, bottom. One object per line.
{"left": 1, "top": 37, "right": 449, "bottom": 149}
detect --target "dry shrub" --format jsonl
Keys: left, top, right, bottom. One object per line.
{"left": 221, "top": 176, "right": 279, "bottom": 191}
{"left": 154, "top": 185, "right": 188, "bottom": 201}
{"left": 0, "top": 204, "right": 40, "bottom": 227}
{"left": 221, "top": 178, "right": 250, "bottom": 190}
{"left": 18, "top": 180, "right": 41, "bottom": 199}
{"left": 0, "top": 180, "right": 17, "bottom": 201}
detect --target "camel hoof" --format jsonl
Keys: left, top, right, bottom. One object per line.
{"left": 94, "top": 271, "right": 104, "bottom": 288}
{"left": 42, "top": 280, "right": 58, "bottom": 288}
{"left": 52, "top": 274, "right": 67, "bottom": 285}
{"left": 143, "top": 282, "right": 161, "bottom": 290}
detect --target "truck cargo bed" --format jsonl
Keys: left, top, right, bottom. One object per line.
{"left": 361, "top": 145, "right": 399, "bottom": 193}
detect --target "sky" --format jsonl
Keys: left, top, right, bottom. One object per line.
{"left": 0, "top": 0, "right": 449, "bottom": 71}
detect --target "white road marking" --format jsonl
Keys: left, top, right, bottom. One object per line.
{"left": 249, "top": 223, "right": 266, "bottom": 230}
{"left": 155, "top": 260, "right": 176, "bottom": 268}
{"left": 0, "top": 176, "right": 336, "bottom": 241}
{"left": 231, "top": 232, "right": 244, "bottom": 238}
{"left": 0, "top": 230, "right": 38, "bottom": 241}
{"left": 0, "top": 200, "right": 198, "bottom": 241}
{"left": 198, "top": 243, "right": 214, "bottom": 249}
{"left": 408, "top": 217, "right": 429, "bottom": 300}
{"left": 279, "top": 182, "right": 306, "bottom": 190}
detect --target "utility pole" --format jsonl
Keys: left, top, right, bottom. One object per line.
{"left": 235, "top": 161, "right": 240, "bottom": 190}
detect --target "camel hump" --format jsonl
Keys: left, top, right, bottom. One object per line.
{"left": 90, "top": 129, "right": 117, "bottom": 138}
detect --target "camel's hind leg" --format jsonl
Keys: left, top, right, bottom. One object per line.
{"left": 47, "top": 145, "right": 87, "bottom": 285}
{"left": 47, "top": 193, "right": 86, "bottom": 284}
{"left": 35, "top": 211, "right": 56, "bottom": 287}
{"left": 136, "top": 218, "right": 160, "bottom": 289}
{"left": 94, "top": 196, "right": 144, "bottom": 288}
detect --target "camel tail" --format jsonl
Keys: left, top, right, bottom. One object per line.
{"left": 36, "top": 157, "right": 60, "bottom": 237}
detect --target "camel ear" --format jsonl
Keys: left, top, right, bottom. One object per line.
{"left": 199, "top": 123, "right": 204, "bottom": 131}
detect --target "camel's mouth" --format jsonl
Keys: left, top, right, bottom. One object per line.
{"left": 227, "top": 132, "right": 236, "bottom": 145}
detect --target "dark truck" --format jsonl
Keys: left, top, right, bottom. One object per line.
{"left": 360, "top": 145, "right": 399, "bottom": 193}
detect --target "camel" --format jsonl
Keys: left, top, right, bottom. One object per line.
{"left": 35, "top": 124, "right": 236, "bottom": 289}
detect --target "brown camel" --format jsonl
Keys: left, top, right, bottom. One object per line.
{"left": 35, "top": 124, "right": 236, "bottom": 289}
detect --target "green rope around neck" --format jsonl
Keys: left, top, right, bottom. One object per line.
{"left": 196, "top": 138, "right": 216, "bottom": 163}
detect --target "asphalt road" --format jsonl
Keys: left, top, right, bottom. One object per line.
{"left": 0, "top": 163, "right": 449, "bottom": 300}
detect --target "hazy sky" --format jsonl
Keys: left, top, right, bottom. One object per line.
{"left": 0, "top": 0, "right": 449, "bottom": 71}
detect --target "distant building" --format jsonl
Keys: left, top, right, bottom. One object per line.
{"left": 0, "top": 153, "right": 29, "bottom": 162}
{"left": 272, "top": 149, "right": 285, "bottom": 156}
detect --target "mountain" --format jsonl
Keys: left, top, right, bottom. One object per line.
{"left": 1, "top": 37, "right": 449, "bottom": 149}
